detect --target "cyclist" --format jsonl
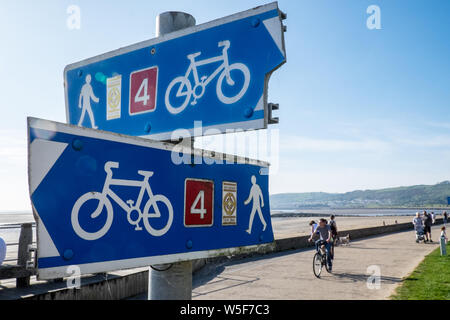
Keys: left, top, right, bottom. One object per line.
{"left": 308, "top": 219, "right": 333, "bottom": 272}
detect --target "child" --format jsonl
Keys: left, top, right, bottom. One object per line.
{"left": 441, "top": 226, "right": 448, "bottom": 245}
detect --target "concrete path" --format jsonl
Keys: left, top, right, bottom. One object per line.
{"left": 192, "top": 229, "right": 442, "bottom": 300}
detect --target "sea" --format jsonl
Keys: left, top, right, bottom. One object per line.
{"left": 270, "top": 207, "right": 447, "bottom": 218}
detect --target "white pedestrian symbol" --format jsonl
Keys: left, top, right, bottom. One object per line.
{"left": 78, "top": 74, "right": 99, "bottom": 129}
{"left": 244, "top": 175, "right": 267, "bottom": 234}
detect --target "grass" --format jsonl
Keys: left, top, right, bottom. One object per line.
{"left": 391, "top": 242, "right": 450, "bottom": 300}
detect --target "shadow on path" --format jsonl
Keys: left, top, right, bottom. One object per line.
{"left": 193, "top": 274, "right": 260, "bottom": 298}
{"left": 320, "top": 272, "right": 403, "bottom": 285}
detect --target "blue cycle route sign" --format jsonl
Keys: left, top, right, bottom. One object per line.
{"left": 64, "top": 2, "right": 286, "bottom": 140}
{"left": 28, "top": 118, "right": 274, "bottom": 279}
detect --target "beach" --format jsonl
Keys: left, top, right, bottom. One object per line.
{"left": 271, "top": 215, "right": 415, "bottom": 239}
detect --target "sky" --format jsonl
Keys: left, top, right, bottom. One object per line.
{"left": 0, "top": 0, "right": 450, "bottom": 211}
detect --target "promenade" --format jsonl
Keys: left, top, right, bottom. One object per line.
{"left": 0, "top": 218, "right": 443, "bottom": 300}
{"left": 192, "top": 229, "right": 442, "bottom": 300}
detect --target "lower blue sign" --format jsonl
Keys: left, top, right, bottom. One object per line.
{"left": 28, "top": 118, "right": 274, "bottom": 279}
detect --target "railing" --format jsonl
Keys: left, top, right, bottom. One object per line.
{"left": 0, "top": 223, "right": 37, "bottom": 288}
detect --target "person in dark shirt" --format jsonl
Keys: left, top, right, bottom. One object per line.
{"left": 423, "top": 211, "right": 433, "bottom": 243}
{"left": 329, "top": 215, "right": 338, "bottom": 259}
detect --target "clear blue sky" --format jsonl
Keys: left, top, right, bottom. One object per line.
{"left": 1, "top": 0, "right": 450, "bottom": 211}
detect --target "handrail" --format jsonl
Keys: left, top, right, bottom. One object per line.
{"left": 0, "top": 223, "right": 36, "bottom": 287}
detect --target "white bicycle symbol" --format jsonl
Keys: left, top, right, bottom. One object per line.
{"left": 71, "top": 161, "right": 173, "bottom": 241}
{"left": 165, "top": 40, "right": 251, "bottom": 115}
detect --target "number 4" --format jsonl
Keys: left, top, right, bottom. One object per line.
{"left": 191, "top": 190, "right": 206, "bottom": 219}
{"left": 135, "top": 78, "right": 150, "bottom": 106}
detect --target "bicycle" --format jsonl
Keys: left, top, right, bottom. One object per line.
{"left": 312, "top": 240, "right": 332, "bottom": 278}
{"left": 165, "top": 40, "right": 251, "bottom": 115}
{"left": 71, "top": 161, "right": 173, "bottom": 241}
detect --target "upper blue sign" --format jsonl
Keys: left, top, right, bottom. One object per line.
{"left": 64, "top": 2, "right": 286, "bottom": 140}
{"left": 28, "top": 118, "right": 274, "bottom": 279}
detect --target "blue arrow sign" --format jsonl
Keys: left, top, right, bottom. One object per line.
{"left": 64, "top": 2, "right": 286, "bottom": 140}
{"left": 28, "top": 118, "right": 274, "bottom": 279}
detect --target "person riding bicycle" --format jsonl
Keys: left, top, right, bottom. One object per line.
{"left": 308, "top": 219, "right": 333, "bottom": 272}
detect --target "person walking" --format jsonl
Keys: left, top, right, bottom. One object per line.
{"left": 423, "top": 212, "right": 433, "bottom": 243}
{"left": 443, "top": 211, "right": 448, "bottom": 225}
{"left": 329, "top": 215, "right": 338, "bottom": 259}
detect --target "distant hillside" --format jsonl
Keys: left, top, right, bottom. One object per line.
{"left": 271, "top": 181, "right": 450, "bottom": 209}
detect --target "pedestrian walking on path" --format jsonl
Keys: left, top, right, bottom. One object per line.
{"left": 423, "top": 211, "right": 433, "bottom": 243}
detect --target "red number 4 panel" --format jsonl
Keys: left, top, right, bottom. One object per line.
{"left": 129, "top": 66, "right": 158, "bottom": 115}
{"left": 184, "top": 179, "right": 214, "bottom": 227}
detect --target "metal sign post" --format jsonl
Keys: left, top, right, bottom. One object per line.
{"left": 149, "top": 11, "right": 196, "bottom": 301}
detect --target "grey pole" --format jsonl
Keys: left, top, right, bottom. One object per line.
{"left": 149, "top": 12, "right": 196, "bottom": 301}
{"left": 155, "top": 12, "right": 196, "bottom": 37}
{"left": 149, "top": 261, "right": 193, "bottom": 300}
